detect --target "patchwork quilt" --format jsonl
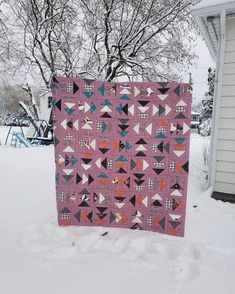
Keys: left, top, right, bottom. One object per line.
{"left": 51, "top": 77, "right": 192, "bottom": 236}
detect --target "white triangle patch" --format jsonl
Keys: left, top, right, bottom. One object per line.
{"left": 142, "top": 196, "right": 148, "bottom": 207}
{"left": 65, "top": 102, "right": 75, "bottom": 109}
{"left": 120, "top": 88, "right": 131, "bottom": 95}
{"left": 134, "top": 86, "right": 140, "bottom": 97}
{"left": 136, "top": 144, "right": 147, "bottom": 151}
{"left": 152, "top": 105, "right": 159, "bottom": 116}
{"left": 176, "top": 99, "right": 187, "bottom": 107}
{"left": 61, "top": 119, "right": 67, "bottom": 130}
{"left": 138, "top": 106, "right": 149, "bottom": 113}
{"left": 115, "top": 202, "right": 125, "bottom": 209}
{"left": 171, "top": 123, "right": 177, "bottom": 132}
{"left": 82, "top": 174, "right": 88, "bottom": 184}
{"left": 165, "top": 104, "right": 172, "bottom": 115}
{"left": 62, "top": 169, "right": 74, "bottom": 175}
{"left": 173, "top": 150, "right": 185, "bottom": 157}
{"left": 133, "top": 123, "right": 140, "bottom": 134}
{"left": 145, "top": 123, "right": 152, "bottom": 135}
{"left": 95, "top": 158, "right": 101, "bottom": 168}
{"left": 169, "top": 214, "right": 181, "bottom": 221}
{"left": 99, "top": 193, "right": 105, "bottom": 204}
{"left": 132, "top": 216, "right": 142, "bottom": 224}
{"left": 84, "top": 102, "right": 90, "bottom": 113}
{"left": 63, "top": 146, "right": 74, "bottom": 153}
{"left": 183, "top": 122, "right": 190, "bottom": 134}
{"left": 142, "top": 160, "right": 149, "bottom": 171}
{"left": 152, "top": 193, "right": 162, "bottom": 200}
{"left": 81, "top": 164, "right": 92, "bottom": 170}
{"left": 73, "top": 120, "right": 79, "bottom": 130}
{"left": 82, "top": 123, "right": 92, "bottom": 130}
{"left": 101, "top": 106, "right": 112, "bottom": 112}
{"left": 171, "top": 189, "right": 183, "bottom": 197}
{"left": 158, "top": 94, "right": 168, "bottom": 101}
{"left": 128, "top": 104, "right": 135, "bottom": 115}
{"left": 90, "top": 139, "right": 96, "bottom": 150}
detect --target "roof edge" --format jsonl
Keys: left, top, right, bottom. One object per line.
{"left": 192, "top": 2, "right": 235, "bottom": 17}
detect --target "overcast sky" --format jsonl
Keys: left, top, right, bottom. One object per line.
{"left": 184, "top": 36, "right": 215, "bottom": 103}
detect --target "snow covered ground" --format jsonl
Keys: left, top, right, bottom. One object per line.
{"left": 0, "top": 126, "right": 234, "bottom": 294}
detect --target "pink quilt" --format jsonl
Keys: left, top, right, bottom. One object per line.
{"left": 51, "top": 77, "right": 192, "bottom": 236}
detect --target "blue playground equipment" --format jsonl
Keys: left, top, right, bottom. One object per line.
{"left": 10, "top": 132, "right": 32, "bottom": 147}
{"left": 5, "top": 116, "right": 53, "bottom": 147}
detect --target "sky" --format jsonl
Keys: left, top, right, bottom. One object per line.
{"left": 184, "top": 37, "right": 215, "bottom": 104}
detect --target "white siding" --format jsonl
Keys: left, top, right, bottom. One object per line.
{"left": 214, "top": 17, "right": 235, "bottom": 195}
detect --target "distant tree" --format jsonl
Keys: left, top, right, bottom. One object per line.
{"left": 201, "top": 67, "right": 216, "bottom": 120}
{"left": 1, "top": 84, "right": 30, "bottom": 116}
{"left": 198, "top": 67, "right": 216, "bottom": 136}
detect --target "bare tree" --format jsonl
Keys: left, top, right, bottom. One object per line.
{"left": 78, "top": 0, "right": 199, "bottom": 81}
{"left": 4, "top": 0, "right": 199, "bottom": 86}
{"left": 7, "top": 0, "right": 83, "bottom": 88}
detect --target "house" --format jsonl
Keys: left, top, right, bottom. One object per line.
{"left": 192, "top": 0, "right": 235, "bottom": 202}
{"left": 39, "top": 90, "right": 52, "bottom": 123}
{"left": 191, "top": 111, "right": 200, "bottom": 129}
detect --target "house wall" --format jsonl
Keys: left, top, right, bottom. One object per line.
{"left": 215, "top": 17, "right": 235, "bottom": 195}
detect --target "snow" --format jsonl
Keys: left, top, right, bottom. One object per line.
{"left": 0, "top": 127, "right": 235, "bottom": 294}
{"left": 193, "top": 0, "right": 235, "bottom": 10}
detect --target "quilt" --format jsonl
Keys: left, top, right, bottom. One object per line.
{"left": 51, "top": 76, "right": 192, "bottom": 236}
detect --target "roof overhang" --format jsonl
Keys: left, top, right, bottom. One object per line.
{"left": 192, "top": 1, "right": 235, "bottom": 61}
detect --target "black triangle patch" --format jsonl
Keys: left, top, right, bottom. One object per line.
{"left": 133, "top": 173, "right": 145, "bottom": 179}
{"left": 76, "top": 174, "right": 82, "bottom": 184}
{"left": 136, "top": 138, "right": 147, "bottom": 144}
{"left": 101, "top": 158, "right": 107, "bottom": 169}
{"left": 152, "top": 200, "right": 163, "bottom": 207}
{"left": 157, "top": 142, "right": 164, "bottom": 153}
{"left": 159, "top": 217, "right": 165, "bottom": 229}
{"left": 131, "top": 223, "right": 143, "bottom": 230}
{"left": 79, "top": 201, "right": 90, "bottom": 207}
{"left": 153, "top": 168, "right": 164, "bottom": 175}
{"left": 118, "top": 124, "right": 129, "bottom": 131}
{"left": 171, "top": 183, "right": 183, "bottom": 190}
{"left": 88, "top": 174, "right": 94, "bottom": 185}
{"left": 174, "top": 85, "right": 180, "bottom": 96}
{"left": 55, "top": 99, "right": 61, "bottom": 111}
{"left": 138, "top": 100, "right": 149, "bottom": 106}
{"left": 119, "top": 118, "right": 129, "bottom": 124}
{"left": 136, "top": 151, "right": 146, "bottom": 157}
{"left": 96, "top": 207, "right": 108, "bottom": 213}
{"left": 182, "top": 161, "right": 189, "bottom": 173}
{"left": 87, "top": 212, "right": 93, "bottom": 222}
{"left": 134, "top": 179, "right": 145, "bottom": 185}
{"left": 81, "top": 158, "right": 92, "bottom": 164}
{"left": 158, "top": 88, "right": 169, "bottom": 94}
{"left": 159, "top": 104, "right": 165, "bottom": 115}
{"left": 117, "top": 168, "right": 127, "bottom": 173}
{"left": 99, "top": 148, "right": 109, "bottom": 154}
{"left": 74, "top": 210, "right": 80, "bottom": 222}
{"left": 101, "top": 112, "right": 112, "bottom": 118}
{"left": 54, "top": 137, "right": 60, "bottom": 146}
{"left": 122, "top": 104, "right": 128, "bottom": 115}
{"left": 169, "top": 220, "right": 181, "bottom": 229}
{"left": 73, "top": 82, "right": 79, "bottom": 94}
{"left": 175, "top": 112, "right": 187, "bottom": 119}
{"left": 84, "top": 78, "right": 94, "bottom": 85}
{"left": 130, "top": 195, "right": 136, "bottom": 207}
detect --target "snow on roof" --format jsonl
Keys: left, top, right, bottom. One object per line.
{"left": 194, "top": 0, "right": 235, "bottom": 10}
{"left": 192, "top": 0, "right": 235, "bottom": 13}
